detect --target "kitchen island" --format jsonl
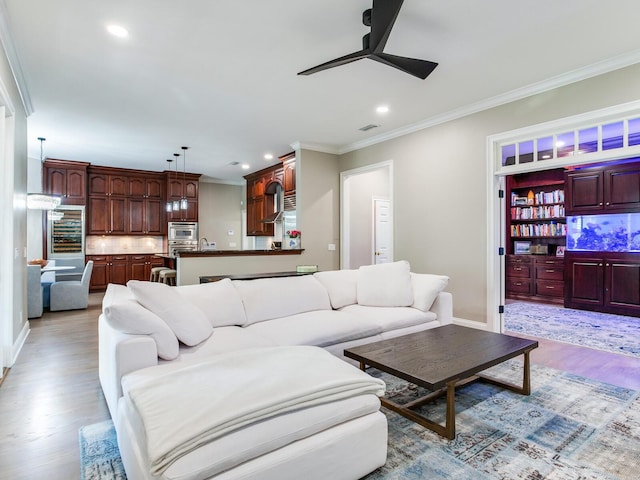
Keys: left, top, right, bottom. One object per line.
{"left": 170, "top": 249, "right": 305, "bottom": 285}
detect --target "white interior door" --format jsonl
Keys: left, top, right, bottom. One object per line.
{"left": 373, "top": 198, "right": 392, "bottom": 264}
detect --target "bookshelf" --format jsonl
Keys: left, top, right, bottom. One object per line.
{"left": 505, "top": 168, "right": 566, "bottom": 305}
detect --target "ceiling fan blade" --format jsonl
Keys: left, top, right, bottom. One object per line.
{"left": 298, "top": 50, "right": 371, "bottom": 76}
{"left": 369, "top": 0, "right": 405, "bottom": 52}
{"left": 371, "top": 52, "right": 438, "bottom": 80}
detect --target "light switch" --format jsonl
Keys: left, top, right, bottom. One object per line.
{"left": 328, "top": 244, "right": 336, "bottom": 251}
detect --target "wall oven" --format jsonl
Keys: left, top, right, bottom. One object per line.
{"left": 168, "top": 222, "right": 198, "bottom": 242}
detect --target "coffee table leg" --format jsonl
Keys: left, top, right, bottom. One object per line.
{"left": 477, "top": 349, "right": 534, "bottom": 395}
{"left": 444, "top": 380, "right": 456, "bottom": 440}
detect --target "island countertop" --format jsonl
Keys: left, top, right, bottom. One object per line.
{"left": 174, "top": 249, "right": 304, "bottom": 258}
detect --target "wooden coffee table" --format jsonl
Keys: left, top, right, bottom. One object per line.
{"left": 344, "top": 324, "right": 538, "bottom": 440}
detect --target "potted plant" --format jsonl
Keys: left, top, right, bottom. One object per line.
{"left": 286, "top": 230, "right": 301, "bottom": 249}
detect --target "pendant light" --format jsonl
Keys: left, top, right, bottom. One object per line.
{"left": 165, "top": 159, "right": 173, "bottom": 212}
{"left": 28, "top": 137, "right": 62, "bottom": 210}
{"left": 180, "top": 146, "right": 189, "bottom": 210}
{"left": 172, "top": 153, "right": 181, "bottom": 211}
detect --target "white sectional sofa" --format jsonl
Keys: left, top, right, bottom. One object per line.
{"left": 99, "top": 261, "right": 452, "bottom": 480}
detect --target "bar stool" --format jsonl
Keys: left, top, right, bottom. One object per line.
{"left": 159, "top": 269, "right": 177, "bottom": 286}
{"left": 150, "top": 266, "right": 170, "bottom": 282}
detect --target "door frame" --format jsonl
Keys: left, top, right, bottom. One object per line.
{"left": 487, "top": 99, "right": 640, "bottom": 333}
{"left": 340, "top": 160, "right": 393, "bottom": 269}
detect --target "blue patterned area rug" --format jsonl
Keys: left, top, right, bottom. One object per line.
{"left": 80, "top": 363, "right": 640, "bottom": 479}
{"left": 79, "top": 421, "right": 126, "bottom": 480}
{"left": 505, "top": 301, "right": 640, "bottom": 359}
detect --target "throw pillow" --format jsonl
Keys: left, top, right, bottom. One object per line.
{"left": 127, "top": 280, "right": 213, "bottom": 346}
{"left": 411, "top": 273, "right": 449, "bottom": 312}
{"left": 313, "top": 269, "right": 358, "bottom": 309}
{"left": 176, "top": 279, "right": 248, "bottom": 327}
{"left": 357, "top": 260, "right": 413, "bottom": 307}
{"left": 104, "top": 299, "right": 179, "bottom": 360}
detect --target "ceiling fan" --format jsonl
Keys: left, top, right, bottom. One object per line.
{"left": 298, "top": 0, "right": 438, "bottom": 80}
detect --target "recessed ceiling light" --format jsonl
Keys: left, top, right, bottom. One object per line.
{"left": 241, "top": 164, "right": 250, "bottom": 170}
{"left": 107, "top": 25, "right": 129, "bottom": 38}
{"left": 264, "top": 153, "right": 273, "bottom": 160}
{"left": 376, "top": 105, "right": 389, "bottom": 114}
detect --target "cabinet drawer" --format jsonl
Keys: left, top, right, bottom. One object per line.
{"left": 506, "top": 278, "right": 531, "bottom": 294}
{"left": 507, "top": 255, "right": 532, "bottom": 265}
{"left": 534, "top": 257, "right": 564, "bottom": 267}
{"left": 535, "top": 280, "right": 564, "bottom": 298}
{"left": 507, "top": 264, "right": 531, "bottom": 278}
{"left": 535, "top": 266, "right": 563, "bottom": 281}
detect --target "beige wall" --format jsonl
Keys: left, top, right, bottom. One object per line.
{"left": 198, "top": 182, "right": 244, "bottom": 250}
{"left": 297, "top": 149, "right": 341, "bottom": 271}
{"left": 339, "top": 63, "right": 640, "bottom": 323}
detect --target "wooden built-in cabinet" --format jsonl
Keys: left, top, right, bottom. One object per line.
{"left": 565, "top": 252, "right": 640, "bottom": 316}
{"left": 88, "top": 254, "right": 165, "bottom": 291}
{"left": 43, "top": 159, "right": 89, "bottom": 205}
{"left": 506, "top": 255, "right": 564, "bottom": 304}
{"left": 565, "top": 162, "right": 640, "bottom": 214}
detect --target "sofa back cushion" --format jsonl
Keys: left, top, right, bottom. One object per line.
{"left": 102, "top": 283, "right": 134, "bottom": 313}
{"left": 176, "top": 279, "right": 247, "bottom": 327}
{"left": 357, "top": 260, "right": 413, "bottom": 307}
{"left": 411, "top": 273, "right": 449, "bottom": 312}
{"left": 128, "top": 280, "right": 213, "bottom": 346}
{"left": 104, "top": 299, "right": 179, "bottom": 360}
{"left": 313, "top": 269, "right": 358, "bottom": 309}
{"left": 233, "top": 275, "right": 331, "bottom": 326}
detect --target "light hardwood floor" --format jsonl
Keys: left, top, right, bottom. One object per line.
{"left": 1, "top": 293, "right": 640, "bottom": 478}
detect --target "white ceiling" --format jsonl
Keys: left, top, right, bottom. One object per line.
{"left": 3, "top": 0, "right": 640, "bottom": 182}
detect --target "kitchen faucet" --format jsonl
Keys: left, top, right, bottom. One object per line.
{"left": 199, "top": 237, "right": 208, "bottom": 250}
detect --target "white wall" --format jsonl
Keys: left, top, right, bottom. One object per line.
{"left": 198, "top": 182, "right": 243, "bottom": 250}
{"left": 339, "top": 63, "right": 640, "bottom": 323}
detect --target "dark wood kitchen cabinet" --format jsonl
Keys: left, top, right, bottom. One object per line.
{"left": 565, "top": 161, "right": 640, "bottom": 214}
{"left": 165, "top": 173, "right": 200, "bottom": 222}
{"left": 565, "top": 252, "right": 640, "bottom": 316}
{"left": 244, "top": 167, "right": 277, "bottom": 236}
{"left": 87, "top": 255, "right": 128, "bottom": 291}
{"left": 128, "top": 254, "right": 165, "bottom": 281}
{"left": 43, "top": 159, "right": 89, "bottom": 205}
{"left": 128, "top": 198, "right": 163, "bottom": 235}
{"left": 87, "top": 195, "right": 127, "bottom": 234}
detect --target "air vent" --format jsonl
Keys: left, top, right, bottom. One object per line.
{"left": 228, "top": 161, "right": 240, "bottom": 166}
{"left": 284, "top": 195, "right": 296, "bottom": 211}
{"left": 359, "top": 124, "right": 379, "bottom": 132}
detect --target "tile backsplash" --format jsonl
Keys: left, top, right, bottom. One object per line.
{"left": 86, "top": 236, "right": 164, "bottom": 255}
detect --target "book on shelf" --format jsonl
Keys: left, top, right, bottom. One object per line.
{"left": 510, "top": 222, "right": 567, "bottom": 237}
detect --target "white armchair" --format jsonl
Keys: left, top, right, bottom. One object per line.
{"left": 49, "top": 261, "right": 94, "bottom": 311}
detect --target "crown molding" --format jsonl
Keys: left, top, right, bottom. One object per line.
{"left": 290, "top": 141, "right": 340, "bottom": 155}
{"left": 0, "top": 0, "right": 34, "bottom": 116}
{"left": 338, "top": 49, "right": 640, "bottom": 155}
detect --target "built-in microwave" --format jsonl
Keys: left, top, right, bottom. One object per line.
{"left": 168, "top": 222, "right": 198, "bottom": 241}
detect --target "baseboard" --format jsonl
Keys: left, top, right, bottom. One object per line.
{"left": 10, "top": 321, "right": 30, "bottom": 367}
{"left": 453, "top": 317, "right": 490, "bottom": 330}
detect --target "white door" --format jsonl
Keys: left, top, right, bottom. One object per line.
{"left": 373, "top": 198, "right": 392, "bottom": 264}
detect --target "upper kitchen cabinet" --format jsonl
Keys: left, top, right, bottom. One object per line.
{"left": 88, "top": 169, "right": 129, "bottom": 197}
{"left": 164, "top": 172, "right": 201, "bottom": 222}
{"left": 43, "top": 159, "right": 89, "bottom": 205}
{"left": 280, "top": 152, "right": 296, "bottom": 196}
{"left": 128, "top": 175, "right": 163, "bottom": 198}
{"left": 565, "top": 161, "right": 640, "bottom": 214}
{"left": 244, "top": 164, "right": 281, "bottom": 237}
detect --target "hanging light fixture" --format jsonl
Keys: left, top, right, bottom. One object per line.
{"left": 180, "top": 146, "right": 189, "bottom": 210}
{"left": 28, "top": 137, "right": 62, "bottom": 210}
{"left": 172, "top": 153, "right": 181, "bottom": 211}
{"left": 165, "top": 159, "right": 174, "bottom": 212}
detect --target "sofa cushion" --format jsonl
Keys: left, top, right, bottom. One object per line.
{"left": 128, "top": 280, "right": 213, "bottom": 347}
{"left": 246, "top": 310, "right": 381, "bottom": 347}
{"left": 102, "top": 283, "right": 134, "bottom": 313}
{"left": 411, "top": 273, "right": 449, "bottom": 312}
{"left": 104, "top": 299, "right": 179, "bottom": 360}
{"left": 313, "top": 269, "right": 358, "bottom": 309}
{"left": 233, "top": 275, "right": 331, "bottom": 326}
{"left": 176, "top": 279, "right": 247, "bottom": 327}
{"left": 357, "top": 260, "right": 413, "bottom": 307}
{"left": 339, "top": 304, "right": 436, "bottom": 332}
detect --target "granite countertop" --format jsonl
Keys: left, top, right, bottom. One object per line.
{"left": 177, "top": 249, "right": 304, "bottom": 257}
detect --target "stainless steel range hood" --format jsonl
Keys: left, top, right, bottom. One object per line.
{"left": 261, "top": 182, "right": 284, "bottom": 223}
{"left": 261, "top": 210, "right": 283, "bottom": 223}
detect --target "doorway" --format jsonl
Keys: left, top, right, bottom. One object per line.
{"left": 340, "top": 160, "right": 393, "bottom": 269}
